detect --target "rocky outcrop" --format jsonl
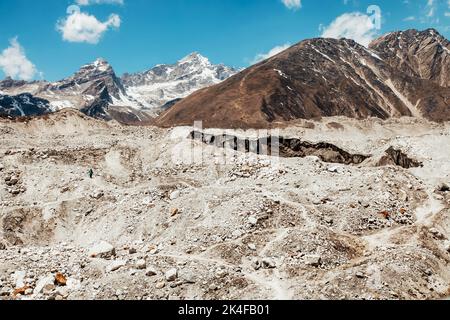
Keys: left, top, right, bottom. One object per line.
{"left": 0, "top": 93, "right": 51, "bottom": 117}
{"left": 0, "top": 77, "right": 29, "bottom": 90}
{"left": 377, "top": 147, "right": 423, "bottom": 169}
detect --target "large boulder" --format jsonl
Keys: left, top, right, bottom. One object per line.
{"left": 88, "top": 241, "right": 116, "bottom": 259}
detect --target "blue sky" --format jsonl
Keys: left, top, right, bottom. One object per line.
{"left": 0, "top": 0, "right": 449, "bottom": 81}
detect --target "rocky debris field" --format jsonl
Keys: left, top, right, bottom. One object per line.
{"left": 0, "top": 111, "right": 449, "bottom": 300}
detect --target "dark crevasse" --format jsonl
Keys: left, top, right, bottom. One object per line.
{"left": 189, "top": 131, "right": 370, "bottom": 165}
{"left": 378, "top": 147, "right": 423, "bottom": 169}
{"left": 189, "top": 131, "right": 424, "bottom": 169}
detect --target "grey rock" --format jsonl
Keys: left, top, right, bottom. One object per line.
{"left": 251, "top": 258, "right": 261, "bottom": 270}
{"left": 327, "top": 166, "right": 339, "bottom": 173}
{"left": 34, "top": 275, "right": 54, "bottom": 294}
{"left": 444, "top": 241, "right": 450, "bottom": 253}
{"left": 262, "top": 258, "right": 276, "bottom": 269}
{"left": 145, "top": 267, "right": 158, "bottom": 277}
{"left": 135, "top": 259, "right": 146, "bottom": 270}
{"left": 43, "top": 283, "right": 56, "bottom": 295}
{"left": 7, "top": 177, "right": 19, "bottom": 186}
{"left": 88, "top": 241, "right": 116, "bottom": 259}
{"left": 231, "top": 230, "right": 242, "bottom": 238}
{"left": 216, "top": 269, "right": 228, "bottom": 278}
{"left": 165, "top": 268, "right": 178, "bottom": 282}
{"left": 437, "top": 183, "right": 450, "bottom": 192}
{"left": 304, "top": 254, "right": 322, "bottom": 267}
{"left": 169, "top": 190, "right": 180, "bottom": 200}
{"left": 248, "top": 216, "right": 258, "bottom": 226}
{"left": 180, "top": 270, "right": 196, "bottom": 284}
{"left": 13, "top": 270, "right": 26, "bottom": 289}
{"left": 429, "top": 228, "right": 445, "bottom": 239}
{"left": 106, "top": 259, "right": 127, "bottom": 272}
{"left": 91, "top": 191, "right": 104, "bottom": 200}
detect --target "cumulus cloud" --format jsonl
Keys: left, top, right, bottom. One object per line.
{"left": 0, "top": 38, "right": 37, "bottom": 81}
{"left": 281, "top": 0, "right": 302, "bottom": 10}
{"left": 321, "top": 12, "right": 378, "bottom": 47}
{"left": 252, "top": 43, "right": 291, "bottom": 64}
{"left": 57, "top": 6, "right": 121, "bottom": 44}
{"left": 76, "top": 0, "right": 123, "bottom": 5}
{"left": 403, "top": 16, "right": 416, "bottom": 21}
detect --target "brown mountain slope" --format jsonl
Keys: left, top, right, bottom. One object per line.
{"left": 369, "top": 29, "right": 450, "bottom": 87}
{"left": 155, "top": 30, "right": 450, "bottom": 129}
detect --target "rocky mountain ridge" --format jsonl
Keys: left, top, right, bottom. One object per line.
{"left": 157, "top": 29, "right": 450, "bottom": 128}
{"left": 0, "top": 54, "right": 238, "bottom": 122}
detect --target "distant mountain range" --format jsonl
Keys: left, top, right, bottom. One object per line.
{"left": 1, "top": 29, "right": 449, "bottom": 128}
{"left": 0, "top": 53, "right": 239, "bottom": 123}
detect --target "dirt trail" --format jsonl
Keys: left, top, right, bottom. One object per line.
{"left": 415, "top": 190, "right": 445, "bottom": 224}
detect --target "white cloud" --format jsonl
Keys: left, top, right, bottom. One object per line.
{"left": 0, "top": 38, "right": 37, "bottom": 81}
{"left": 403, "top": 16, "right": 416, "bottom": 21}
{"left": 281, "top": 0, "right": 302, "bottom": 10}
{"left": 76, "top": 0, "right": 123, "bottom": 5}
{"left": 321, "top": 12, "right": 378, "bottom": 47}
{"left": 57, "top": 6, "right": 121, "bottom": 44}
{"left": 252, "top": 43, "right": 291, "bottom": 64}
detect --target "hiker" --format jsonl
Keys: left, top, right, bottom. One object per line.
{"left": 88, "top": 168, "right": 94, "bottom": 179}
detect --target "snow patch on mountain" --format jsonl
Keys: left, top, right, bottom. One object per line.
{"left": 121, "top": 53, "right": 239, "bottom": 111}
{"left": 49, "top": 100, "right": 74, "bottom": 112}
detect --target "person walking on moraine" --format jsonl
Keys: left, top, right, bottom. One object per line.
{"left": 88, "top": 168, "right": 94, "bottom": 179}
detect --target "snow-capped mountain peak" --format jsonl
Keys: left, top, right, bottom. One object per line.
{"left": 75, "top": 58, "right": 115, "bottom": 80}
{"left": 93, "top": 57, "right": 108, "bottom": 65}
{"left": 121, "top": 53, "right": 239, "bottom": 112}
{"left": 87, "top": 58, "right": 112, "bottom": 72}
{"left": 179, "top": 52, "right": 211, "bottom": 66}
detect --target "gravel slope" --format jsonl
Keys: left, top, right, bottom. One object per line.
{"left": 0, "top": 111, "right": 449, "bottom": 300}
